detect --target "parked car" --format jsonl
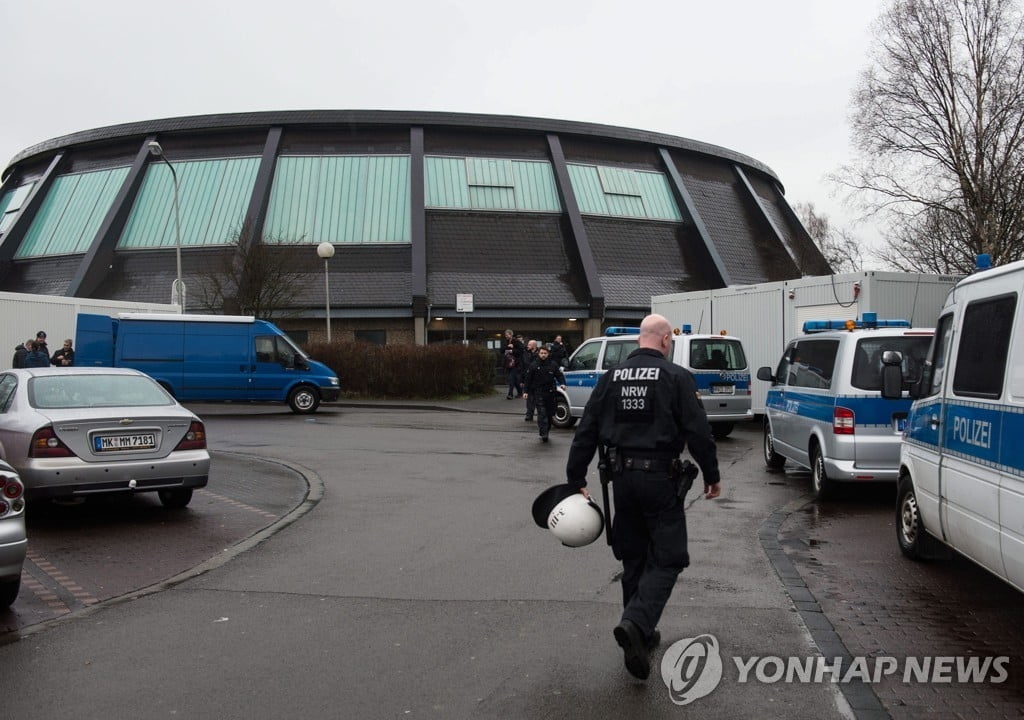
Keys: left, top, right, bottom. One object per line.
{"left": 0, "top": 459, "right": 26, "bottom": 609}
{"left": 0, "top": 367, "right": 210, "bottom": 508}
{"left": 553, "top": 326, "right": 753, "bottom": 438}
{"left": 757, "top": 314, "right": 933, "bottom": 499}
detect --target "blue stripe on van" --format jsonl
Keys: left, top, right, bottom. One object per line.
{"left": 765, "top": 389, "right": 913, "bottom": 428}
{"left": 906, "top": 398, "right": 1024, "bottom": 476}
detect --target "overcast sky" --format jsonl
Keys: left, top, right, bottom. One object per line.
{"left": 0, "top": 0, "right": 888, "bottom": 251}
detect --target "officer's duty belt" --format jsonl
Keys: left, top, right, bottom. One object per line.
{"left": 621, "top": 457, "right": 674, "bottom": 472}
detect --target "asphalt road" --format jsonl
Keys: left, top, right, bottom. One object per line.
{"left": 0, "top": 395, "right": 1020, "bottom": 719}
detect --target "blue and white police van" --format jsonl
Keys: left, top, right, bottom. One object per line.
{"left": 552, "top": 326, "right": 752, "bottom": 438}
{"left": 756, "top": 313, "right": 934, "bottom": 499}
{"left": 881, "top": 259, "right": 1024, "bottom": 591}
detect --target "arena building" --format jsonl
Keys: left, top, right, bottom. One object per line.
{"left": 0, "top": 111, "right": 829, "bottom": 348}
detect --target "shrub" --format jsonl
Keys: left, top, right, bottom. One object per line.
{"left": 303, "top": 341, "right": 495, "bottom": 399}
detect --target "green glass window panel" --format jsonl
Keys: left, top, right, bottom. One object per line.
{"left": 568, "top": 165, "right": 609, "bottom": 214}
{"left": 466, "top": 157, "right": 513, "bottom": 187}
{"left": 264, "top": 156, "right": 410, "bottom": 244}
{"left": 0, "top": 181, "right": 36, "bottom": 234}
{"left": 568, "top": 164, "right": 681, "bottom": 221}
{"left": 15, "top": 169, "right": 129, "bottom": 258}
{"left": 597, "top": 166, "right": 640, "bottom": 196}
{"left": 119, "top": 157, "right": 260, "bottom": 249}
{"left": 425, "top": 156, "right": 559, "bottom": 212}
{"left": 635, "top": 171, "right": 682, "bottom": 220}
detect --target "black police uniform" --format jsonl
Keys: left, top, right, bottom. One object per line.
{"left": 565, "top": 346, "right": 720, "bottom": 649}
{"left": 524, "top": 355, "right": 566, "bottom": 440}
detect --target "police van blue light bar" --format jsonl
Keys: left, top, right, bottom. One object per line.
{"left": 605, "top": 327, "right": 640, "bottom": 336}
{"left": 802, "top": 315, "right": 912, "bottom": 333}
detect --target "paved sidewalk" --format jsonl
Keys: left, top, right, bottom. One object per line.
{"left": 334, "top": 385, "right": 531, "bottom": 415}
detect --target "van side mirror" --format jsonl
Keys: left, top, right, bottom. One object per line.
{"left": 880, "top": 350, "right": 903, "bottom": 399}
{"left": 756, "top": 366, "right": 775, "bottom": 383}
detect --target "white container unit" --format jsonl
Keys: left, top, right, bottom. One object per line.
{"left": 652, "top": 271, "right": 960, "bottom": 413}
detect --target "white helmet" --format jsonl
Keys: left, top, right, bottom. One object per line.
{"left": 531, "top": 484, "right": 604, "bottom": 547}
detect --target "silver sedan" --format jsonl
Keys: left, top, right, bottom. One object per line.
{"left": 0, "top": 459, "right": 26, "bottom": 608}
{"left": 0, "top": 367, "right": 210, "bottom": 508}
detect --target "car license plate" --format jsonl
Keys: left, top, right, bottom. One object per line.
{"left": 710, "top": 384, "right": 734, "bottom": 395}
{"left": 94, "top": 433, "right": 156, "bottom": 452}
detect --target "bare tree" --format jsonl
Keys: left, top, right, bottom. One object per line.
{"left": 837, "top": 0, "right": 1024, "bottom": 272}
{"left": 794, "top": 202, "right": 865, "bottom": 272}
{"left": 195, "top": 224, "right": 306, "bottom": 320}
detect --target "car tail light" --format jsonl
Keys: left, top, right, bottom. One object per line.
{"left": 834, "top": 406, "right": 855, "bottom": 435}
{"left": 2, "top": 476, "right": 23, "bottom": 500}
{"left": 0, "top": 476, "right": 24, "bottom": 517}
{"left": 175, "top": 421, "right": 207, "bottom": 451}
{"left": 30, "top": 427, "right": 75, "bottom": 458}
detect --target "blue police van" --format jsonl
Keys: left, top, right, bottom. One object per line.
{"left": 75, "top": 313, "right": 340, "bottom": 414}
{"left": 553, "top": 326, "right": 752, "bottom": 438}
{"left": 881, "top": 259, "right": 1024, "bottom": 591}
{"left": 756, "top": 313, "right": 934, "bottom": 499}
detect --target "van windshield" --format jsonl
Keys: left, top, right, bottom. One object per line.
{"left": 689, "top": 339, "right": 747, "bottom": 370}
{"left": 852, "top": 335, "right": 932, "bottom": 391}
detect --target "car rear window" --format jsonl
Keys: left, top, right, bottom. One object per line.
{"left": 29, "top": 375, "right": 174, "bottom": 409}
{"left": 689, "top": 339, "right": 747, "bottom": 370}
{"left": 851, "top": 335, "right": 933, "bottom": 391}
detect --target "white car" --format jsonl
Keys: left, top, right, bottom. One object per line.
{"left": 0, "top": 367, "right": 210, "bottom": 508}
{"left": 0, "top": 459, "right": 26, "bottom": 608}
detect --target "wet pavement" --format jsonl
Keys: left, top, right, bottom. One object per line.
{"left": 778, "top": 482, "right": 1024, "bottom": 720}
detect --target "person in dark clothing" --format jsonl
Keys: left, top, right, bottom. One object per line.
{"left": 522, "top": 340, "right": 541, "bottom": 421}
{"left": 522, "top": 345, "right": 566, "bottom": 442}
{"left": 502, "top": 330, "right": 525, "bottom": 399}
{"left": 565, "top": 313, "right": 721, "bottom": 681}
{"left": 51, "top": 338, "right": 75, "bottom": 367}
{"left": 34, "top": 331, "right": 49, "bottom": 359}
{"left": 548, "top": 335, "right": 568, "bottom": 367}
{"left": 12, "top": 338, "right": 33, "bottom": 369}
{"left": 23, "top": 341, "right": 51, "bottom": 368}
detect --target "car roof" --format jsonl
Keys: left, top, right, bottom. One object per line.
{"left": 794, "top": 328, "right": 934, "bottom": 341}
{"left": 4, "top": 367, "right": 149, "bottom": 378}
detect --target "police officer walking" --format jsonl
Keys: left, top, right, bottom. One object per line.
{"left": 565, "top": 313, "right": 721, "bottom": 680}
{"left": 522, "top": 345, "right": 567, "bottom": 442}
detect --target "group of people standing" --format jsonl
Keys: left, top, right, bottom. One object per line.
{"left": 12, "top": 331, "right": 75, "bottom": 368}
{"left": 502, "top": 330, "right": 570, "bottom": 442}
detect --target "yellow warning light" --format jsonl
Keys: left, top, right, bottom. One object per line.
{"left": 672, "top": 327, "right": 681, "bottom": 335}
{"left": 720, "top": 330, "right": 727, "bottom": 336}
{"left": 844, "top": 319, "right": 857, "bottom": 331}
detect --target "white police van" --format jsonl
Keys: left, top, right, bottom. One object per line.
{"left": 756, "top": 313, "right": 934, "bottom": 499}
{"left": 883, "top": 259, "right": 1024, "bottom": 591}
{"left": 552, "top": 326, "right": 752, "bottom": 438}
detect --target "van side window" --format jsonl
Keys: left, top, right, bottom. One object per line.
{"left": 790, "top": 339, "right": 839, "bottom": 389}
{"left": 775, "top": 344, "right": 796, "bottom": 386}
{"left": 569, "top": 342, "right": 600, "bottom": 371}
{"left": 953, "top": 294, "right": 1016, "bottom": 399}
{"left": 603, "top": 340, "right": 637, "bottom": 369}
{"left": 928, "top": 314, "right": 955, "bottom": 396}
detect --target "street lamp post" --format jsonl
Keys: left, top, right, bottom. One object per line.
{"left": 147, "top": 141, "right": 185, "bottom": 310}
{"left": 317, "top": 242, "right": 335, "bottom": 342}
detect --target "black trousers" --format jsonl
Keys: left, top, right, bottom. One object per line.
{"left": 535, "top": 392, "right": 556, "bottom": 436}
{"left": 611, "top": 469, "right": 689, "bottom": 639}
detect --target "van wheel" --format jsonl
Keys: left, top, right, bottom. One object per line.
{"left": 810, "top": 446, "right": 833, "bottom": 500}
{"left": 763, "top": 423, "right": 786, "bottom": 469}
{"left": 896, "top": 476, "right": 942, "bottom": 560}
{"left": 158, "top": 488, "right": 193, "bottom": 508}
{"left": 552, "top": 397, "right": 576, "bottom": 429}
{"left": 712, "top": 422, "right": 734, "bottom": 439}
{"left": 0, "top": 576, "right": 20, "bottom": 609}
{"left": 289, "top": 386, "right": 320, "bottom": 414}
